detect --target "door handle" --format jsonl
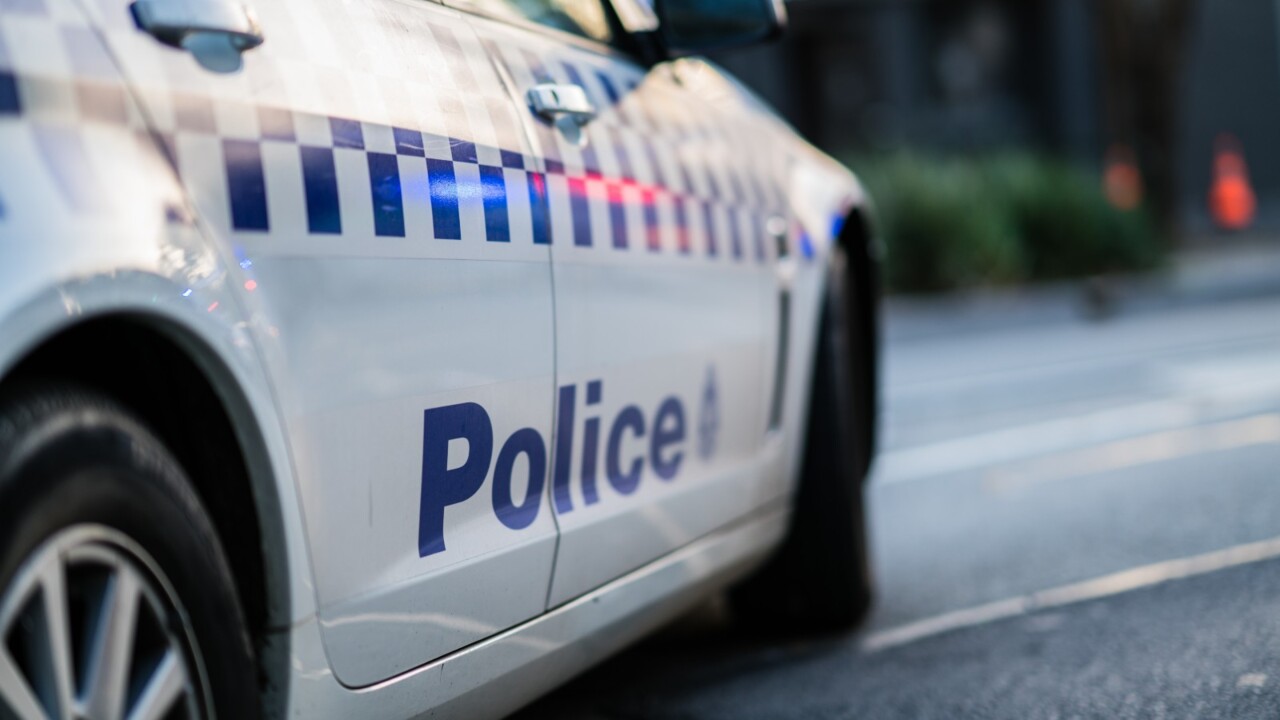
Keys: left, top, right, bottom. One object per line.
{"left": 527, "top": 84, "right": 597, "bottom": 124}
{"left": 131, "top": 0, "right": 263, "bottom": 73}
{"left": 767, "top": 216, "right": 796, "bottom": 285}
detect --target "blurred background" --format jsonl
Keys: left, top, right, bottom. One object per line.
{"left": 517, "top": 2, "right": 1280, "bottom": 717}
{"left": 712, "top": 0, "right": 1279, "bottom": 294}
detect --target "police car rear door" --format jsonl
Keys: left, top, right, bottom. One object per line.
{"left": 80, "top": 0, "right": 561, "bottom": 686}
{"left": 455, "top": 1, "right": 779, "bottom": 606}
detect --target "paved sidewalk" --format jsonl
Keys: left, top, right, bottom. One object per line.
{"left": 886, "top": 239, "right": 1280, "bottom": 343}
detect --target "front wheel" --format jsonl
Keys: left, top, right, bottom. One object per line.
{"left": 730, "top": 246, "right": 876, "bottom": 633}
{"left": 0, "top": 386, "right": 259, "bottom": 720}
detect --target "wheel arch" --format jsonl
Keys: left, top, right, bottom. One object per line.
{"left": 833, "top": 203, "right": 881, "bottom": 480}
{"left": 726, "top": 201, "right": 880, "bottom": 630}
{"left": 0, "top": 311, "right": 293, "bottom": 717}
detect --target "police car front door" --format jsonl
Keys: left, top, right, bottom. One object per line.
{"left": 82, "top": 0, "right": 561, "bottom": 686}
{"left": 468, "top": 9, "right": 779, "bottom": 606}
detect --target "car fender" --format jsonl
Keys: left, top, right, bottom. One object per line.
{"left": 0, "top": 2, "right": 317, "bottom": 629}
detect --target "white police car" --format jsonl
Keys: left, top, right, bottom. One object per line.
{"left": 0, "top": 0, "right": 878, "bottom": 716}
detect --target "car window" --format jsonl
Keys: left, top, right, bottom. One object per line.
{"left": 455, "top": 0, "right": 613, "bottom": 44}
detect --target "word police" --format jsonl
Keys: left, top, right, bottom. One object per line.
{"left": 418, "top": 380, "right": 690, "bottom": 557}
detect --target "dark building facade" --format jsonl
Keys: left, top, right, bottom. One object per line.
{"left": 712, "top": 0, "right": 1280, "bottom": 233}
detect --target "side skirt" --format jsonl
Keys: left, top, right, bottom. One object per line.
{"left": 284, "top": 504, "right": 791, "bottom": 719}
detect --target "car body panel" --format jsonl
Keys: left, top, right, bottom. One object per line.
{"left": 286, "top": 504, "right": 790, "bottom": 720}
{"left": 75, "top": 0, "right": 562, "bottom": 687}
{"left": 0, "top": 0, "right": 315, "bottom": 630}
{"left": 473, "top": 13, "right": 782, "bottom": 608}
{"left": 0, "top": 0, "right": 869, "bottom": 713}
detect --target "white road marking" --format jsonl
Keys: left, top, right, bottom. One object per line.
{"left": 982, "top": 413, "right": 1280, "bottom": 493}
{"left": 877, "top": 399, "right": 1198, "bottom": 484}
{"left": 877, "top": 392, "right": 1280, "bottom": 486}
{"left": 1237, "top": 673, "right": 1267, "bottom": 689}
{"left": 876, "top": 346, "right": 1280, "bottom": 485}
{"left": 862, "top": 534, "right": 1280, "bottom": 654}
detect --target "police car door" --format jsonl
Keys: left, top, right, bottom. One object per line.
{"left": 81, "top": 0, "right": 559, "bottom": 686}
{"left": 456, "top": 2, "right": 778, "bottom": 606}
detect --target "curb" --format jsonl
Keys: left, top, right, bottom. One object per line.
{"left": 885, "top": 240, "right": 1280, "bottom": 343}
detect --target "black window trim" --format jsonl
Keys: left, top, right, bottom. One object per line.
{"left": 438, "top": 0, "right": 641, "bottom": 62}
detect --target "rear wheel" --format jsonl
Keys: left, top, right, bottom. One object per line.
{"left": 0, "top": 386, "right": 259, "bottom": 720}
{"left": 731, "top": 246, "right": 876, "bottom": 633}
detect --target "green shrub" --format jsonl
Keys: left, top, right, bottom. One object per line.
{"left": 987, "top": 154, "right": 1162, "bottom": 281}
{"left": 854, "top": 152, "right": 1161, "bottom": 294}
{"left": 860, "top": 155, "right": 1024, "bottom": 293}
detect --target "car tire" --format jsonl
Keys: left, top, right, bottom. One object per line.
{"left": 730, "top": 246, "right": 876, "bottom": 634}
{"left": 0, "top": 384, "right": 260, "bottom": 720}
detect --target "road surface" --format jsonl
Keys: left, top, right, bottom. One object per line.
{"left": 514, "top": 289, "right": 1280, "bottom": 719}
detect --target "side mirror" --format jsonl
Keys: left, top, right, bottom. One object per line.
{"left": 654, "top": 0, "right": 786, "bottom": 56}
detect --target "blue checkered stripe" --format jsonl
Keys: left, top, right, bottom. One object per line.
{"left": 178, "top": 99, "right": 792, "bottom": 264}
{"left": 0, "top": 0, "right": 144, "bottom": 121}
{"left": 0, "top": 0, "right": 171, "bottom": 221}
{"left": 489, "top": 43, "right": 792, "bottom": 265}
{"left": 145, "top": 87, "right": 545, "bottom": 246}
{"left": 1, "top": 0, "right": 797, "bottom": 262}
{"left": 156, "top": 109, "right": 524, "bottom": 243}
{"left": 0, "top": 73, "right": 125, "bottom": 219}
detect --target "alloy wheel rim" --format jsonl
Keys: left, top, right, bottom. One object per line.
{"left": 0, "top": 525, "right": 206, "bottom": 720}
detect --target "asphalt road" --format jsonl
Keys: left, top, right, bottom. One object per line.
{"left": 513, "top": 289, "right": 1280, "bottom": 720}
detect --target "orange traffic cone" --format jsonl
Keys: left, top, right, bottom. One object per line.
{"left": 1209, "top": 133, "right": 1256, "bottom": 232}
{"left": 1103, "top": 144, "right": 1144, "bottom": 211}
